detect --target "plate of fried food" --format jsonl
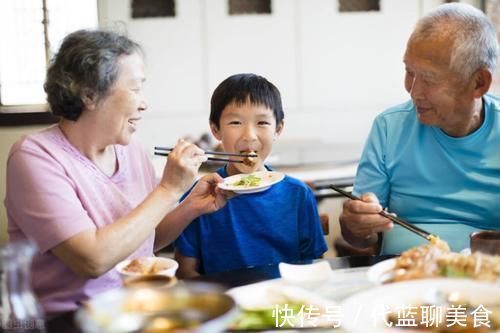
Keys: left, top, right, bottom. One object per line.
{"left": 367, "top": 237, "right": 500, "bottom": 284}
{"left": 218, "top": 171, "right": 285, "bottom": 194}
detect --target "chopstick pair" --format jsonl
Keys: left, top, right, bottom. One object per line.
{"left": 329, "top": 185, "right": 433, "bottom": 241}
{"left": 154, "top": 146, "right": 257, "bottom": 164}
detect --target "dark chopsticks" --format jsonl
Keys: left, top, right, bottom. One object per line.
{"left": 154, "top": 146, "right": 257, "bottom": 157}
{"left": 153, "top": 151, "right": 246, "bottom": 164}
{"left": 329, "top": 185, "right": 433, "bottom": 240}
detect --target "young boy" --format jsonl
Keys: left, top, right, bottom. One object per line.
{"left": 174, "top": 73, "right": 327, "bottom": 277}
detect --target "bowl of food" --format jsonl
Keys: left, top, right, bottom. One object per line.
{"left": 115, "top": 256, "right": 179, "bottom": 279}
{"left": 123, "top": 274, "right": 177, "bottom": 289}
{"left": 76, "top": 282, "right": 239, "bottom": 333}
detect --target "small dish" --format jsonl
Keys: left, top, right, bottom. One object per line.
{"left": 218, "top": 171, "right": 284, "bottom": 194}
{"left": 123, "top": 274, "right": 177, "bottom": 289}
{"left": 115, "top": 256, "right": 179, "bottom": 279}
{"left": 278, "top": 261, "right": 332, "bottom": 289}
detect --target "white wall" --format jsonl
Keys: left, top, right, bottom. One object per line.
{"left": 97, "top": 0, "right": 426, "bottom": 149}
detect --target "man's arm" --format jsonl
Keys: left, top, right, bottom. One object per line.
{"left": 339, "top": 117, "right": 393, "bottom": 251}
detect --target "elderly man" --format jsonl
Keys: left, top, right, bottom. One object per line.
{"left": 340, "top": 3, "right": 500, "bottom": 254}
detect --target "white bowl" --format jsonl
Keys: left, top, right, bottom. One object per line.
{"left": 115, "top": 256, "right": 179, "bottom": 279}
{"left": 278, "top": 261, "right": 332, "bottom": 289}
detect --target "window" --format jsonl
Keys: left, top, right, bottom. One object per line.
{"left": 0, "top": 0, "right": 98, "bottom": 124}
{"left": 229, "top": 0, "right": 271, "bottom": 15}
{"left": 132, "top": 0, "right": 176, "bottom": 18}
{"left": 338, "top": 0, "right": 380, "bottom": 12}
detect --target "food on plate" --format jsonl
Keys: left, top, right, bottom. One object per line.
{"left": 232, "top": 174, "right": 261, "bottom": 187}
{"left": 389, "top": 237, "right": 500, "bottom": 283}
{"left": 241, "top": 150, "right": 257, "bottom": 167}
{"left": 437, "top": 252, "right": 500, "bottom": 281}
{"left": 123, "top": 258, "right": 169, "bottom": 275}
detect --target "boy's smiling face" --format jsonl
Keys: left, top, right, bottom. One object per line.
{"left": 210, "top": 100, "right": 283, "bottom": 176}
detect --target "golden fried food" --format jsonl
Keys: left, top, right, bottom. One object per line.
{"left": 390, "top": 237, "right": 500, "bottom": 283}
{"left": 123, "top": 258, "right": 167, "bottom": 275}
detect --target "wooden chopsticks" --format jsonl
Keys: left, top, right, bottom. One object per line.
{"left": 329, "top": 185, "right": 433, "bottom": 241}
{"left": 154, "top": 146, "right": 257, "bottom": 164}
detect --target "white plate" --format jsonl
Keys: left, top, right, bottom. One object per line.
{"left": 366, "top": 258, "right": 396, "bottom": 285}
{"left": 341, "top": 278, "right": 500, "bottom": 333}
{"left": 218, "top": 171, "right": 285, "bottom": 194}
{"left": 227, "top": 280, "right": 340, "bottom": 329}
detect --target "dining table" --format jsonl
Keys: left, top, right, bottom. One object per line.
{"left": 46, "top": 255, "right": 395, "bottom": 333}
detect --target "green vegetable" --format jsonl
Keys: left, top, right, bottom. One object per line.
{"left": 232, "top": 174, "right": 261, "bottom": 187}
{"left": 231, "top": 303, "right": 305, "bottom": 330}
{"left": 440, "top": 266, "right": 468, "bottom": 278}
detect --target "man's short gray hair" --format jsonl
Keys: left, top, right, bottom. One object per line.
{"left": 410, "top": 3, "right": 498, "bottom": 80}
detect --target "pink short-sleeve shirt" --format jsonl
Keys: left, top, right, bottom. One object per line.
{"left": 5, "top": 125, "right": 157, "bottom": 314}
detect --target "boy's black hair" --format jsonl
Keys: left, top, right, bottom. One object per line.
{"left": 210, "top": 73, "right": 284, "bottom": 129}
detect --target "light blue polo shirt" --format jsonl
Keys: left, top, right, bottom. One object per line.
{"left": 354, "top": 94, "right": 500, "bottom": 254}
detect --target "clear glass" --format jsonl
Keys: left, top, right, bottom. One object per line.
{"left": 1, "top": 240, "right": 46, "bottom": 332}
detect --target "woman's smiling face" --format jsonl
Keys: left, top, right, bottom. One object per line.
{"left": 210, "top": 100, "right": 283, "bottom": 176}
{"left": 92, "top": 52, "right": 148, "bottom": 145}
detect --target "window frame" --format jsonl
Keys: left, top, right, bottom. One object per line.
{"left": 0, "top": 0, "right": 93, "bottom": 126}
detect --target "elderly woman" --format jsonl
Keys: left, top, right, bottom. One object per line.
{"left": 5, "top": 30, "right": 228, "bottom": 316}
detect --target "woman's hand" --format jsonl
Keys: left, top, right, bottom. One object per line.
{"left": 184, "top": 173, "right": 233, "bottom": 215}
{"left": 159, "top": 139, "right": 208, "bottom": 195}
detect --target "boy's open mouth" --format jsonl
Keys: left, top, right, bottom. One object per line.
{"left": 239, "top": 150, "right": 258, "bottom": 167}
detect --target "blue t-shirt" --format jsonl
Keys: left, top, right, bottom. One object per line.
{"left": 174, "top": 166, "right": 328, "bottom": 274}
{"left": 354, "top": 94, "right": 500, "bottom": 254}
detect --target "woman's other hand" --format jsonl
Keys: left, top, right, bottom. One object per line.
{"left": 160, "top": 139, "right": 208, "bottom": 194}
{"left": 184, "top": 173, "right": 234, "bottom": 215}
{"left": 153, "top": 173, "right": 234, "bottom": 251}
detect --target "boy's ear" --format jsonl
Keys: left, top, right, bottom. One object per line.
{"left": 210, "top": 122, "right": 222, "bottom": 141}
{"left": 274, "top": 121, "right": 284, "bottom": 139}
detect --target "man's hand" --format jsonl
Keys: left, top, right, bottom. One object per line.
{"left": 339, "top": 192, "right": 393, "bottom": 247}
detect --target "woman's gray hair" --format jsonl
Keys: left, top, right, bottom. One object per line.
{"left": 409, "top": 3, "right": 498, "bottom": 81}
{"left": 44, "top": 29, "right": 142, "bottom": 120}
